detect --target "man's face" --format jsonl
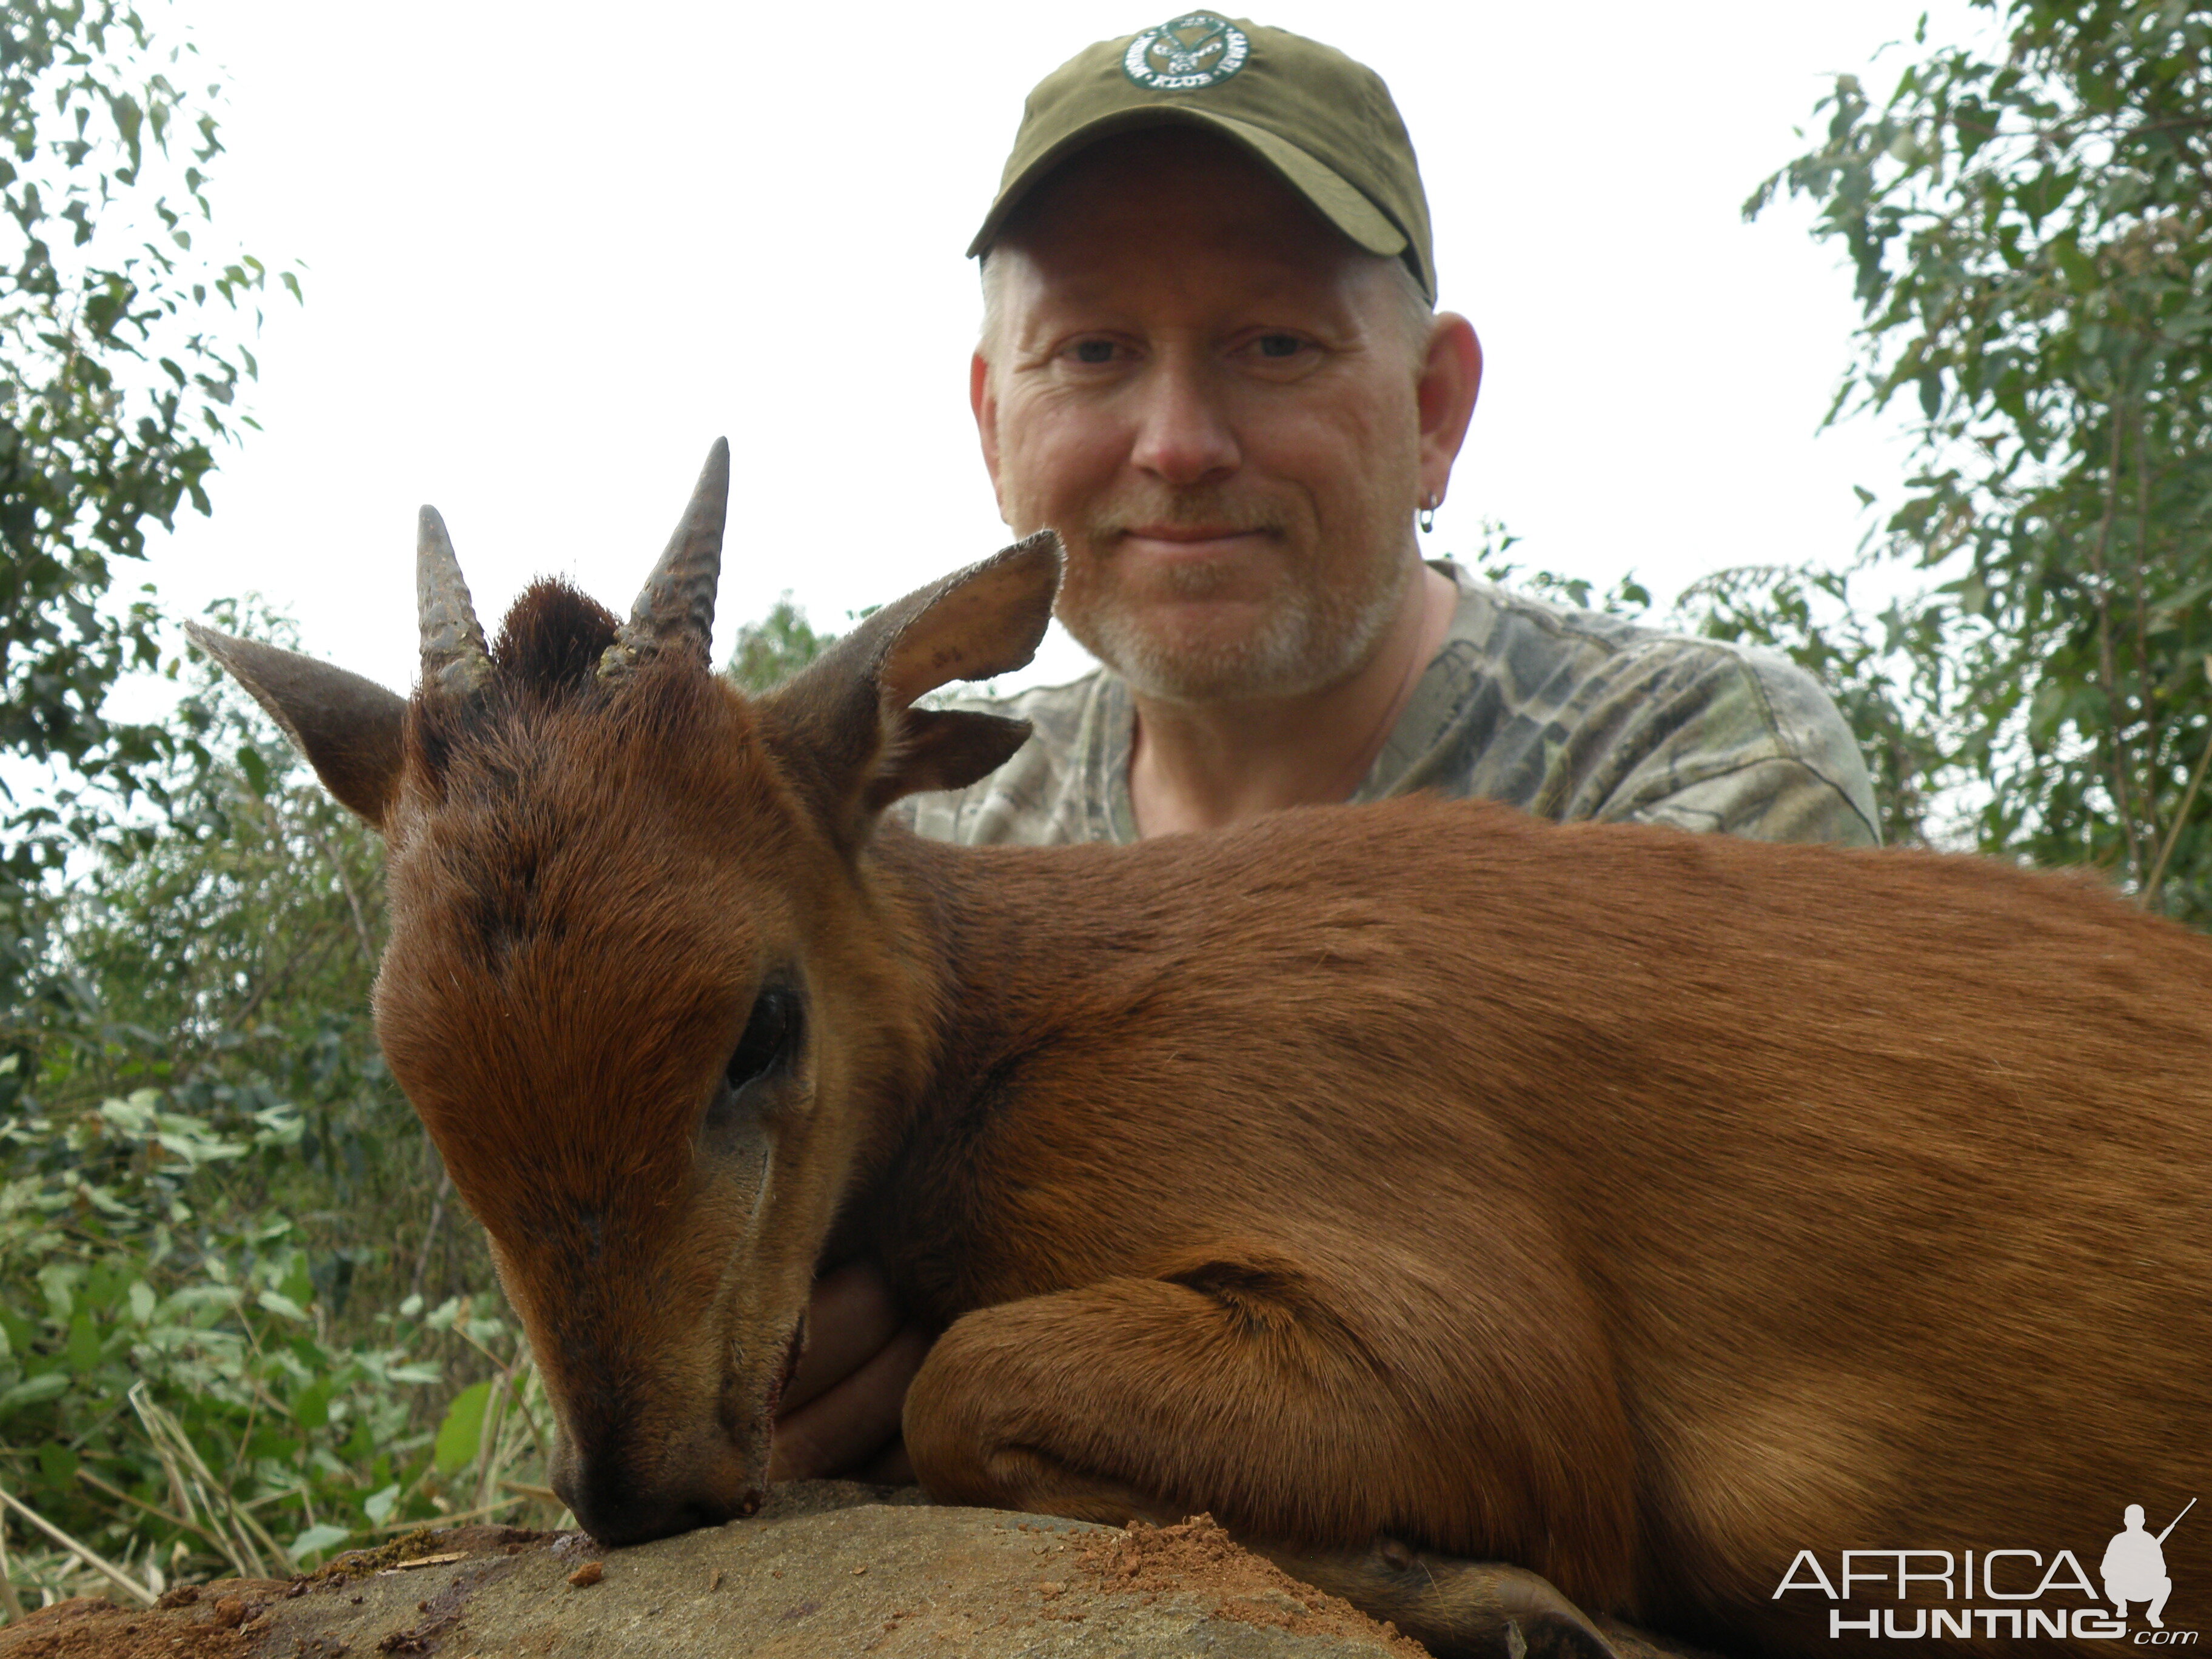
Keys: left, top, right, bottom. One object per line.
{"left": 973, "top": 129, "right": 1439, "bottom": 704}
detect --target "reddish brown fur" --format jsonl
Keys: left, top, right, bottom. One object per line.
{"left": 864, "top": 813, "right": 2211, "bottom": 1654}
{"left": 229, "top": 565, "right": 2210, "bottom": 1659}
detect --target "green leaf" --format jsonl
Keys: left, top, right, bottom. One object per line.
{"left": 37, "top": 1264, "right": 79, "bottom": 1320}
{"left": 64, "top": 1313, "right": 101, "bottom": 1372}
{"left": 289, "top": 1523, "right": 352, "bottom": 1563}
{"left": 37, "top": 1443, "right": 77, "bottom": 1489}
{"left": 294, "top": 1376, "right": 335, "bottom": 1430}
{"left": 0, "top": 1374, "right": 70, "bottom": 1418}
{"left": 434, "top": 1380, "right": 491, "bottom": 1473}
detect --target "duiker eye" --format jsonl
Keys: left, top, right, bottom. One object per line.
{"left": 725, "top": 982, "right": 799, "bottom": 1093}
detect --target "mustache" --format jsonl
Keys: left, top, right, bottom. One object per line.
{"left": 1082, "top": 491, "right": 1292, "bottom": 546}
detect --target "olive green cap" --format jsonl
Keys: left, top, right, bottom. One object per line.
{"left": 968, "top": 13, "right": 1436, "bottom": 302}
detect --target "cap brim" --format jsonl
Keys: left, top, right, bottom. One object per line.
{"left": 966, "top": 106, "right": 1409, "bottom": 264}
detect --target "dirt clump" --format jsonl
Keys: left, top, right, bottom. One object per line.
{"left": 312, "top": 1527, "right": 441, "bottom": 1584}
{"left": 1074, "top": 1514, "right": 1432, "bottom": 1657}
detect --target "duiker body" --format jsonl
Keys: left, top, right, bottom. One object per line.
{"left": 194, "top": 446, "right": 2211, "bottom": 1659}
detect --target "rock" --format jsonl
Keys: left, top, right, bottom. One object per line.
{"left": 0, "top": 1483, "right": 1722, "bottom": 1658}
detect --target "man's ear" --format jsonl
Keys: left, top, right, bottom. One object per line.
{"left": 184, "top": 622, "right": 409, "bottom": 831}
{"left": 971, "top": 350, "right": 1005, "bottom": 506}
{"left": 757, "top": 531, "right": 1061, "bottom": 853}
{"left": 1417, "top": 313, "right": 1483, "bottom": 511}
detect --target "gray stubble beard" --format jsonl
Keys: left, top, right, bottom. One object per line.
{"left": 1059, "top": 530, "right": 1415, "bottom": 706}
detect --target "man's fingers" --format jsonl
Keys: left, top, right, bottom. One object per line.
{"left": 779, "top": 1261, "right": 903, "bottom": 1418}
{"left": 766, "top": 1260, "right": 930, "bottom": 1481}
{"left": 767, "top": 1323, "right": 932, "bottom": 1481}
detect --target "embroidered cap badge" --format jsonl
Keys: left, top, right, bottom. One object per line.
{"left": 1122, "top": 12, "right": 1251, "bottom": 92}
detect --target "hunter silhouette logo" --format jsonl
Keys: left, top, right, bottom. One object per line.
{"left": 1122, "top": 12, "right": 1250, "bottom": 90}
{"left": 2106, "top": 1500, "right": 2193, "bottom": 1629}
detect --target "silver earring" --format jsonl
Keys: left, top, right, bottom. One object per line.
{"left": 1418, "top": 493, "right": 1439, "bottom": 535}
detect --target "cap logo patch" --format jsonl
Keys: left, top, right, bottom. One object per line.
{"left": 1122, "top": 12, "right": 1250, "bottom": 91}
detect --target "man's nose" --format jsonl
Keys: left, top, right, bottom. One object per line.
{"left": 1128, "top": 358, "right": 1239, "bottom": 486}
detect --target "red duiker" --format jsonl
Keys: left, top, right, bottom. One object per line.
{"left": 189, "top": 441, "right": 2212, "bottom": 1659}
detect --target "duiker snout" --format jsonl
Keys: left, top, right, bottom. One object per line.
{"left": 528, "top": 1253, "right": 809, "bottom": 1546}
{"left": 549, "top": 1419, "right": 762, "bottom": 1547}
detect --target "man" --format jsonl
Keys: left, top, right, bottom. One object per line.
{"left": 771, "top": 13, "right": 1880, "bottom": 1483}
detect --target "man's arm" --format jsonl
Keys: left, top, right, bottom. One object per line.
{"left": 1585, "top": 645, "right": 1880, "bottom": 848}
{"left": 1631, "top": 756, "right": 1879, "bottom": 845}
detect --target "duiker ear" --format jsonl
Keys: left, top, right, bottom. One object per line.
{"left": 184, "top": 622, "right": 409, "bottom": 830}
{"left": 759, "top": 531, "right": 1061, "bottom": 846}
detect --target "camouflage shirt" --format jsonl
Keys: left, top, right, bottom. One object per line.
{"left": 902, "top": 562, "right": 1880, "bottom": 848}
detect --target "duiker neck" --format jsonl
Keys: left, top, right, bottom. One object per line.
{"left": 828, "top": 822, "right": 1186, "bottom": 1288}
{"left": 859, "top": 820, "right": 1176, "bottom": 1093}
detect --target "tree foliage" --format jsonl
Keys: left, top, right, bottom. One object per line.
{"left": 1746, "top": 0, "right": 2212, "bottom": 920}
{"left": 1, "top": 632, "right": 547, "bottom": 1604}
{"left": 1, "top": 0, "right": 292, "bottom": 1019}
{"left": 726, "top": 594, "right": 837, "bottom": 692}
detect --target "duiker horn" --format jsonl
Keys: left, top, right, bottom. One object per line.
{"left": 600, "top": 437, "right": 731, "bottom": 679}
{"left": 417, "top": 505, "right": 494, "bottom": 697}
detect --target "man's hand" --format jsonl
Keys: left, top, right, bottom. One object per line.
{"left": 768, "top": 1261, "right": 928, "bottom": 1483}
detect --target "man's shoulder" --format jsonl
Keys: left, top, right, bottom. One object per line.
{"left": 1453, "top": 571, "right": 1772, "bottom": 685}
{"left": 1413, "top": 570, "right": 1882, "bottom": 844}
{"left": 932, "top": 671, "right": 1101, "bottom": 734}
{"left": 900, "top": 669, "right": 1123, "bottom": 846}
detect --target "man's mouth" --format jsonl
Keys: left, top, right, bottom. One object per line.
{"left": 1116, "top": 526, "right": 1276, "bottom": 564}
{"left": 1123, "top": 523, "right": 1254, "bottom": 541}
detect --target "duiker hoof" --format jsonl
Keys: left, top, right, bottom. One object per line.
{"left": 1407, "top": 1555, "right": 1618, "bottom": 1659}
{"left": 1501, "top": 1608, "right": 1620, "bottom": 1659}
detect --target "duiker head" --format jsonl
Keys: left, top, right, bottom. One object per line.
{"left": 190, "top": 441, "right": 1059, "bottom": 1543}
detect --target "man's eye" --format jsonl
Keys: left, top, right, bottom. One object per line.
{"left": 1255, "top": 333, "right": 1305, "bottom": 359}
{"left": 1071, "top": 339, "right": 1118, "bottom": 364}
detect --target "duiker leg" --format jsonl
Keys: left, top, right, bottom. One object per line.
{"left": 903, "top": 1273, "right": 1629, "bottom": 1659}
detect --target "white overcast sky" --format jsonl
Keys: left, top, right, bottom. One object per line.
{"left": 138, "top": 0, "right": 1982, "bottom": 702}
